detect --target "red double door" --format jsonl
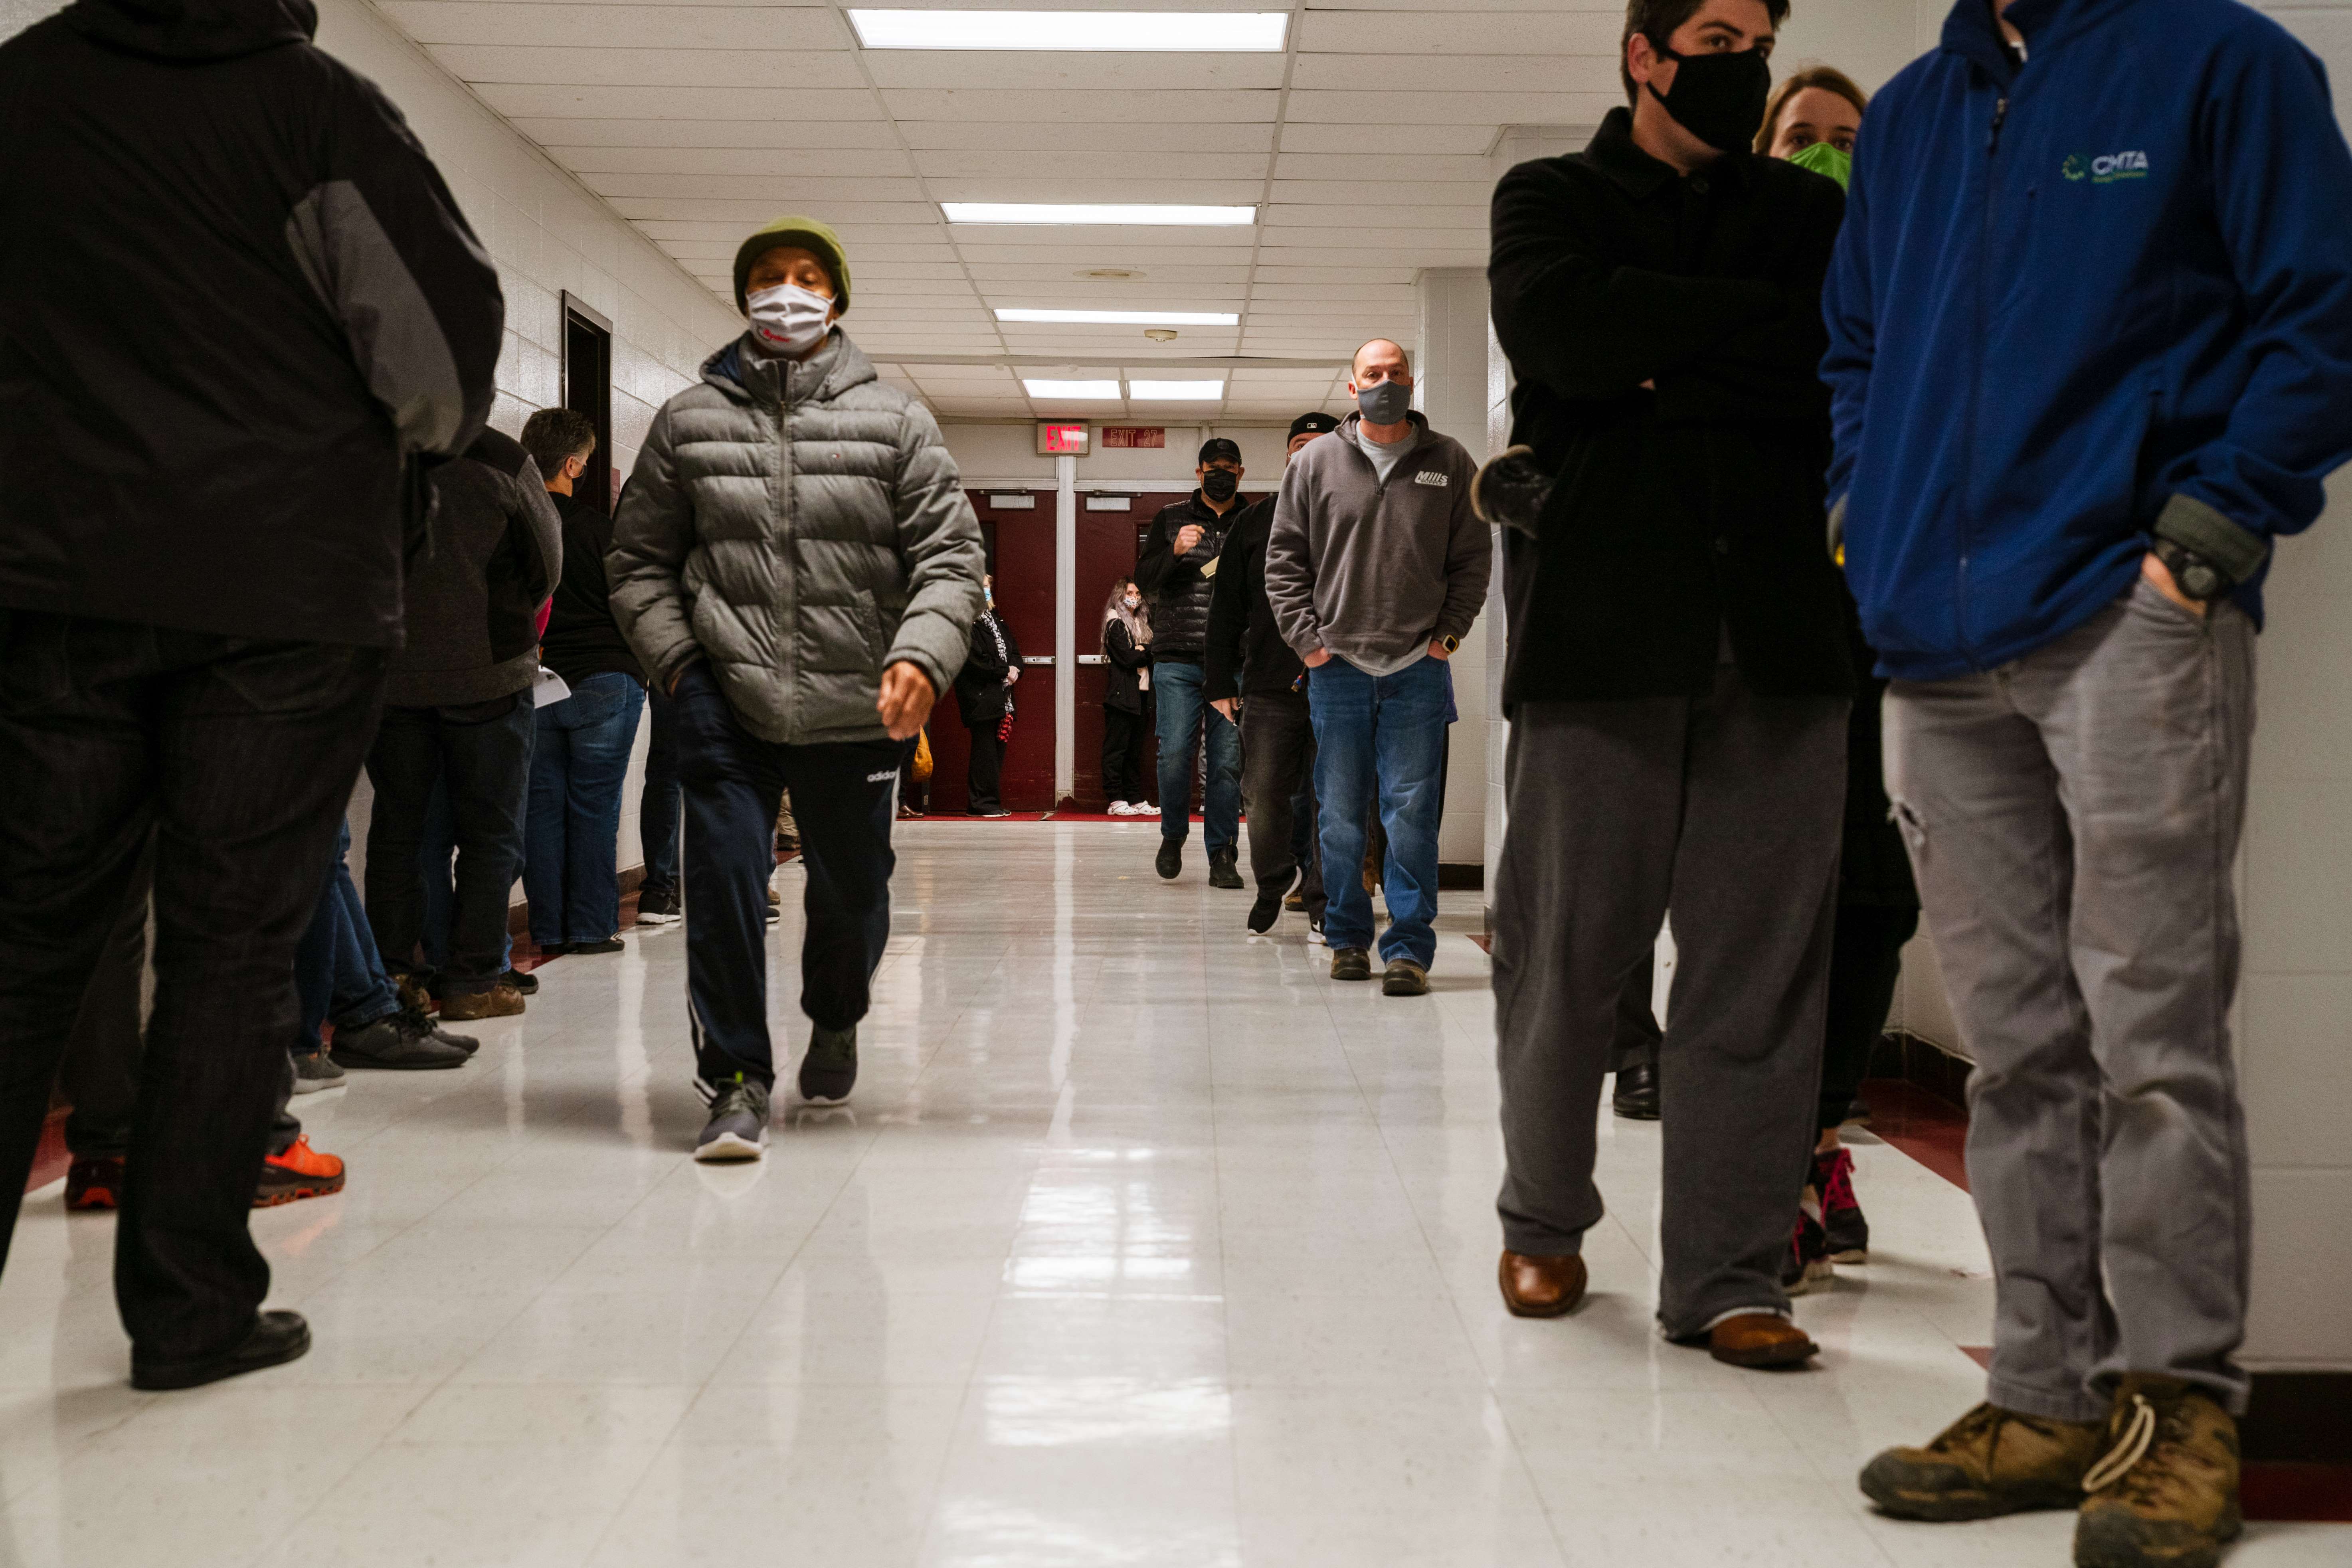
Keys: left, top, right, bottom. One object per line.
{"left": 924, "top": 488, "right": 1227, "bottom": 815}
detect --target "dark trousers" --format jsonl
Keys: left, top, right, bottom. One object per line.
{"left": 0, "top": 614, "right": 381, "bottom": 1360}
{"left": 966, "top": 720, "right": 1006, "bottom": 813}
{"left": 1820, "top": 903, "right": 1918, "bottom": 1131}
{"left": 675, "top": 664, "right": 898, "bottom": 1089}
{"left": 1492, "top": 665, "right": 1846, "bottom": 1335}
{"left": 1240, "top": 689, "right": 1325, "bottom": 919}
{"left": 364, "top": 694, "right": 533, "bottom": 991}
{"left": 1611, "top": 949, "right": 1663, "bottom": 1075}
{"left": 1101, "top": 703, "right": 1149, "bottom": 804}
{"left": 639, "top": 681, "right": 682, "bottom": 898}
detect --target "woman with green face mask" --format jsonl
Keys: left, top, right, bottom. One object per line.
{"left": 1757, "top": 64, "right": 1867, "bottom": 188}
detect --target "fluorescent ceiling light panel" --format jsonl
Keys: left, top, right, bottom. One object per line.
{"left": 1023, "top": 379, "right": 1122, "bottom": 399}
{"left": 997, "top": 308, "right": 1239, "bottom": 326}
{"left": 849, "top": 10, "right": 1287, "bottom": 52}
{"left": 1129, "top": 380, "right": 1226, "bottom": 400}
{"left": 944, "top": 203, "right": 1255, "bottom": 227}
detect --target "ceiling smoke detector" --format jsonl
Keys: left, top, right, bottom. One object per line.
{"left": 1144, "top": 328, "right": 1179, "bottom": 343}
{"left": 1079, "top": 268, "right": 1144, "bottom": 280}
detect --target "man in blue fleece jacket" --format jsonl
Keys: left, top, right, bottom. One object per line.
{"left": 1824, "top": 0, "right": 2352, "bottom": 1560}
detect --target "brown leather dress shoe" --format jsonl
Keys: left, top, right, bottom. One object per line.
{"left": 1498, "top": 1251, "right": 1587, "bottom": 1318}
{"left": 1707, "top": 1312, "right": 1818, "bottom": 1368}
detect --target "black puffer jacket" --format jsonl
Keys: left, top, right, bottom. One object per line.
{"left": 953, "top": 609, "right": 1023, "bottom": 727}
{"left": 0, "top": 0, "right": 504, "bottom": 647}
{"left": 1134, "top": 492, "right": 1244, "bottom": 660}
{"left": 388, "top": 429, "right": 561, "bottom": 707}
{"left": 1203, "top": 495, "right": 1302, "bottom": 700}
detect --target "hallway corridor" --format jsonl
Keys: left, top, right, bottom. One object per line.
{"left": 1, "top": 824, "right": 2342, "bottom": 1567}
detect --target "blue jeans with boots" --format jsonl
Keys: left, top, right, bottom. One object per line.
{"left": 1310, "top": 655, "right": 1449, "bottom": 969}
{"left": 1151, "top": 657, "right": 1240, "bottom": 854}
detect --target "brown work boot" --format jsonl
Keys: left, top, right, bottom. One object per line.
{"left": 2073, "top": 1376, "right": 2241, "bottom": 1568}
{"left": 438, "top": 981, "right": 524, "bottom": 1021}
{"left": 1860, "top": 1401, "right": 2107, "bottom": 1520}
{"left": 1498, "top": 1251, "right": 1586, "bottom": 1318}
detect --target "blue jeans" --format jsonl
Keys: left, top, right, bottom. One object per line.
{"left": 1310, "top": 655, "right": 1449, "bottom": 969}
{"left": 639, "top": 681, "right": 682, "bottom": 898}
{"left": 295, "top": 818, "right": 400, "bottom": 1047}
{"left": 1151, "top": 658, "right": 1240, "bottom": 853}
{"left": 524, "top": 672, "right": 645, "bottom": 946}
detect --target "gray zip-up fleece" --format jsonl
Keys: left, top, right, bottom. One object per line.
{"left": 1264, "top": 412, "right": 1490, "bottom": 676}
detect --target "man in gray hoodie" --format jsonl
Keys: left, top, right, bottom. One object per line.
{"left": 1264, "top": 338, "right": 1491, "bottom": 996}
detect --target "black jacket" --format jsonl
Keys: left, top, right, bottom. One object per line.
{"left": 1134, "top": 492, "right": 1246, "bottom": 660}
{"left": 540, "top": 491, "right": 642, "bottom": 687}
{"left": 1102, "top": 617, "right": 1149, "bottom": 713}
{"left": 0, "top": 0, "right": 504, "bottom": 648}
{"left": 1203, "top": 495, "right": 1303, "bottom": 701}
{"left": 953, "top": 609, "right": 1023, "bottom": 727}
{"left": 388, "top": 429, "right": 561, "bottom": 707}
{"left": 1489, "top": 108, "right": 1852, "bottom": 704}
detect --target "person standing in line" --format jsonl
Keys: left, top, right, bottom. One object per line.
{"left": 520, "top": 407, "right": 645, "bottom": 958}
{"left": 0, "top": 0, "right": 503, "bottom": 1388}
{"left": 954, "top": 574, "right": 1022, "bottom": 817}
{"left": 1827, "top": 2, "right": 2352, "bottom": 1559}
{"left": 362, "top": 427, "right": 561, "bottom": 1020}
{"left": 1208, "top": 410, "right": 1339, "bottom": 934}
{"left": 1264, "top": 342, "right": 1491, "bottom": 996}
{"left": 609, "top": 216, "right": 984, "bottom": 1161}
{"left": 1100, "top": 578, "right": 1154, "bottom": 815}
{"left": 1135, "top": 439, "right": 1250, "bottom": 887}
{"left": 1484, "top": 0, "right": 1852, "bottom": 1367}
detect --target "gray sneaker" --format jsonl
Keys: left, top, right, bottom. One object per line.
{"left": 797, "top": 1025, "right": 858, "bottom": 1107}
{"left": 695, "top": 1076, "right": 771, "bottom": 1162}
{"left": 329, "top": 1012, "right": 471, "bottom": 1071}
{"left": 291, "top": 1048, "right": 346, "bottom": 1094}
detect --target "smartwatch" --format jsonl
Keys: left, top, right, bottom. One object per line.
{"left": 2151, "top": 538, "right": 2233, "bottom": 604}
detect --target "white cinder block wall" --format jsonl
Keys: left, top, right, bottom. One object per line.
{"left": 305, "top": 0, "right": 744, "bottom": 888}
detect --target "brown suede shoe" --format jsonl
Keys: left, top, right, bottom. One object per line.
{"left": 2073, "top": 1376, "right": 2241, "bottom": 1568}
{"left": 438, "top": 982, "right": 524, "bottom": 1021}
{"left": 1706, "top": 1312, "right": 1818, "bottom": 1368}
{"left": 1498, "top": 1251, "right": 1587, "bottom": 1318}
{"left": 1860, "top": 1401, "right": 2107, "bottom": 1521}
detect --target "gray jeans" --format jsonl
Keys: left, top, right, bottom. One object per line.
{"left": 1493, "top": 664, "right": 1846, "bottom": 1336}
{"left": 1884, "top": 579, "right": 2255, "bottom": 1420}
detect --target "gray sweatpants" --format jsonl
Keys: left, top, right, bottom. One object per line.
{"left": 1493, "top": 664, "right": 1846, "bottom": 1336}
{"left": 1885, "top": 578, "right": 2255, "bottom": 1420}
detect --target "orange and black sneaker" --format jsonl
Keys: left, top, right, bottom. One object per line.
{"left": 255, "top": 1136, "right": 345, "bottom": 1208}
{"left": 65, "top": 1154, "right": 125, "bottom": 1211}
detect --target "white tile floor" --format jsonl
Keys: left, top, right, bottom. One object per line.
{"left": 1, "top": 822, "right": 2343, "bottom": 1567}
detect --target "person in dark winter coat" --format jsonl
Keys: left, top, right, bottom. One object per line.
{"left": 1099, "top": 579, "right": 1153, "bottom": 814}
{"left": 0, "top": 0, "right": 503, "bottom": 1390}
{"left": 1133, "top": 438, "right": 1249, "bottom": 888}
{"left": 953, "top": 576, "right": 1024, "bottom": 816}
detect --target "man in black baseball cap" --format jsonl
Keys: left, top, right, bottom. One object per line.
{"left": 1205, "top": 413, "right": 1341, "bottom": 935}
{"left": 1134, "top": 437, "right": 1253, "bottom": 885}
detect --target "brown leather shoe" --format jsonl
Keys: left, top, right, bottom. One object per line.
{"left": 438, "top": 982, "right": 524, "bottom": 1021}
{"left": 1707, "top": 1312, "right": 1818, "bottom": 1368}
{"left": 1498, "top": 1251, "right": 1587, "bottom": 1318}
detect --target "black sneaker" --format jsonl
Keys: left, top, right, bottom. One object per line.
{"left": 396, "top": 1004, "right": 477, "bottom": 1054}
{"left": 695, "top": 1076, "right": 771, "bottom": 1162}
{"left": 1247, "top": 885, "right": 1284, "bottom": 934}
{"left": 1207, "top": 848, "right": 1244, "bottom": 889}
{"left": 330, "top": 1012, "right": 470, "bottom": 1071}
{"left": 1155, "top": 840, "right": 1182, "bottom": 880}
{"left": 291, "top": 1048, "right": 346, "bottom": 1094}
{"left": 1782, "top": 1197, "right": 1835, "bottom": 1296}
{"left": 1814, "top": 1147, "right": 1869, "bottom": 1263}
{"left": 503, "top": 967, "right": 538, "bottom": 995}
{"left": 797, "top": 1024, "right": 858, "bottom": 1106}
{"left": 567, "top": 937, "right": 626, "bottom": 956}
{"left": 635, "top": 887, "right": 682, "bottom": 925}
{"left": 1330, "top": 948, "right": 1372, "bottom": 982}
{"left": 131, "top": 1310, "right": 311, "bottom": 1391}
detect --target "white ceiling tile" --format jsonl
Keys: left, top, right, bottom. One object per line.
{"left": 428, "top": 45, "right": 867, "bottom": 90}
{"left": 1284, "top": 87, "right": 1619, "bottom": 123}
{"left": 1278, "top": 122, "right": 1499, "bottom": 155}
{"left": 1300, "top": 9, "right": 1622, "bottom": 54}
{"left": 916, "top": 150, "right": 1267, "bottom": 182}
{"left": 927, "top": 177, "right": 1264, "bottom": 204}
{"left": 1272, "top": 152, "right": 1498, "bottom": 182}
{"left": 607, "top": 197, "right": 937, "bottom": 223}
{"left": 513, "top": 118, "right": 904, "bottom": 148}
{"left": 476, "top": 84, "right": 882, "bottom": 120}
{"left": 881, "top": 89, "right": 1278, "bottom": 123}
{"left": 553, "top": 146, "right": 918, "bottom": 177}
{"left": 384, "top": 2, "right": 849, "bottom": 50}
{"left": 1270, "top": 179, "right": 1493, "bottom": 207}
{"left": 903, "top": 121, "right": 1275, "bottom": 154}
{"left": 586, "top": 173, "right": 930, "bottom": 202}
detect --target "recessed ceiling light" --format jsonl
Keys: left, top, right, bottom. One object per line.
{"left": 849, "top": 10, "right": 1288, "bottom": 52}
{"left": 1023, "top": 379, "right": 1122, "bottom": 399}
{"left": 998, "top": 308, "right": 1238, "bottom": 326}
{"left": 1079, "top": 268, "right": 1146, "bottom": 280}
{"left": 945, "top": 203, "right": 1255, "bottom": 227}
{"left": 1129, "top": 380, "right": 1226, "bottom": 400}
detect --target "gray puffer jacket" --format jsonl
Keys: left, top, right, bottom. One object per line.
{"left": 609, "top": 331, "right": 985, "bottom": 745}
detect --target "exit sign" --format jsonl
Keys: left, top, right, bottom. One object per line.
{"left": 1037, "top": 421, "right": 1088, "bottom": 456}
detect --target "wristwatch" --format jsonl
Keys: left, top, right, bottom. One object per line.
{"left": 1437, "top": 634, "right": 1461, "bottom": 654}
{"left": 2151, "top": 537, "right": 2233, "bottom": 603}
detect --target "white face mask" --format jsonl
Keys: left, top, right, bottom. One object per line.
{"left": 1122, "top": 596, "right": 1140, "bottom": 611}
{"left": 746, "top": 282, "right": 833, "bottom": 358}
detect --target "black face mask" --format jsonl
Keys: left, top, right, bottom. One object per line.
{"left": 1202, "top": 469, "right": 1239, "bottom": 504}
{"left": 1646, "top": 43, "right": 1772, "bottom": 154}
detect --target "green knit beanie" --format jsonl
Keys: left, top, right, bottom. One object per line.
{"left": 732, "top": 215, "right": 851, "bottom": 315}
